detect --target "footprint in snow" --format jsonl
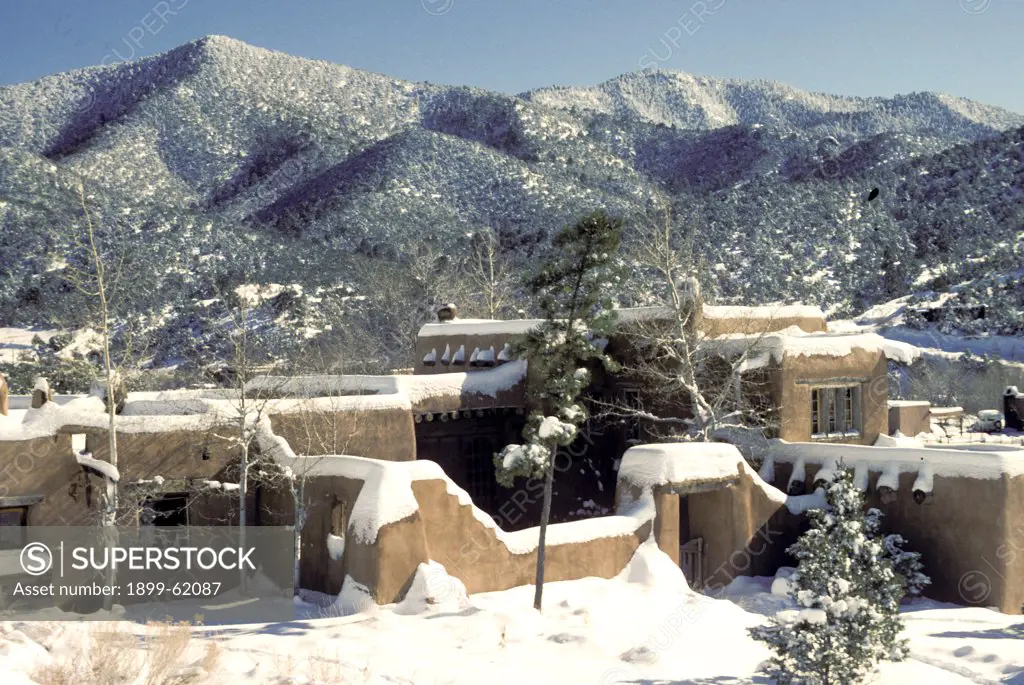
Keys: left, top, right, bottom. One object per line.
{"left": 546, "top": 632, "right": 586, "bottom": 644}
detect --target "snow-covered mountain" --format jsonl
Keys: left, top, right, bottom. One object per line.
{"left": 1, "top": 35, "right": 1021, "bottom": 378}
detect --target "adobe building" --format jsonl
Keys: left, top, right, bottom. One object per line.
{"left": 3, "top": 299, "right": 1024, "bottom": 616}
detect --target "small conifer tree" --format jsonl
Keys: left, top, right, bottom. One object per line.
{"left": 495, "top": 210, "right": 623, "bottom": 611}
{"left": 866, "top": 508, "right": 931, "bottom": 599}
{"left": 750, "top": 469, "right": 909, "bottom": 684}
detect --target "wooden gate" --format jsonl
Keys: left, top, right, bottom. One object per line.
{"left": 680, "top": 537, "right": 705, "bottom": 589}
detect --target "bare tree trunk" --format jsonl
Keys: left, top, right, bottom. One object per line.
{"left": 292, "top": 478, "right": 304, "bottom": 595}
{"left": 533, "top": 453, "right": 555, "bottom": 611}
{"left": 238, "top": 431, "right": 249, "bottom": 593}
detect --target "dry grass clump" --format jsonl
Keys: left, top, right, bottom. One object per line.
{"left": 271, "top": 646, "right": 371, "bottom": 684}
{"left": 32, "top": 619, "right": 220, "bottom": 685}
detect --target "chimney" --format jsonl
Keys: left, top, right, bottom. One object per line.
{"left": 31, "top": 377, "right": 52, "bottom": 409}
{"left": 437, "top": 304, "right": 458, "bottom": 322}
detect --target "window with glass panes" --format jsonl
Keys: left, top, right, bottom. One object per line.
{"left": 810, "top": 386, "right": 861, "bottom": 437}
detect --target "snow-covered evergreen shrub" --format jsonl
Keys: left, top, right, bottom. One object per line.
{"left": 866, "top": 507, "right": 931, "bottom": 599}
{"left": 749, "top": 469, "right": 909, "bottom": 684}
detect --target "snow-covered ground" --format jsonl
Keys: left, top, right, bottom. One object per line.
{"left": 3, "top": 542, "right": 1021, "bottom": 684}
{"left": 0, "top": 327, "right": 57, "bottom": 362}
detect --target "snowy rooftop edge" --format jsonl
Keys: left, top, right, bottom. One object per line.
{"left": 705, "top": 327, "right": 921, "bottom": 365}
{"left": 417, "top": 319, "right": 545, "bottom": 337}
{"left": 617, "top": 442, "right": 743, "bottom": 490}
{"left": 244, "top": 360, "right": 527, "bottom": 407}
{"left": 766, "top": 439, "right": 1024, "bottom": 480}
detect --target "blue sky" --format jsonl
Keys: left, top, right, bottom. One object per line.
{"left": 1, "top": 0, "right": 1022, "bottom": 113}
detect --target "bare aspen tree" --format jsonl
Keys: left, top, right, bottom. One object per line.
{"left": 609, "top": 210, "right": 779, "bottom": 443}
{"left": 256, "top": 385, "right": 366, "bottom": 595}
{"left": 66, "top": 181, "right": 132, "bottom": 526}
{"left": 466, "top": 229, "right": 513, "bottom": 319}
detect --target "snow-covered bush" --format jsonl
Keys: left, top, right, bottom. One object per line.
{"left": 866, "top": 508, "right": 931, "bottom": 599}
{"left": 749, "top": 468, "right": 909, "bottom": 684}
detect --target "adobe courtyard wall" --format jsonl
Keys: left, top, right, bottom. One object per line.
{"left": 409, "top": 479, "right": 649, "bottom": 597}
{"left": 771, "top": 460, "right": 1024, "bottom": 614}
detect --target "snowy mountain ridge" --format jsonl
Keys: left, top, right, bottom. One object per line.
{"left": 1, "top": 35, "right": 1022, "bottom": 377}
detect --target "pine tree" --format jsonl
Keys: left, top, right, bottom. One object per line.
{"left": 866, "top": 508, "right": 931, "bottom": 599}
{"left": 495, "top": 210, "right": 623, "bottom": 611}
{"left": 749, "top": 469, "right": 909, "bottom": 684}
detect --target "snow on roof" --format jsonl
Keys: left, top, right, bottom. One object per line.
{"left": 741, "top": 459, "right": 828, "bottom": 515}
{"left": 615, "top": 303, "right": 824, "bottom": 325}
{"left": 246, "top": 360, "right": 528, "bottom": 410}
{"left": 617, "top": 443, "right": 743, "bottom": 491}
{"left": 2, "top": 363, "right": 528, "bottom": 444}
{"left": 929, "top": 406, "right": 964, "bottom": 417}
{"left": 888, "top": 400, "right": 931, "bottom": 408}
{"left": 708, "top": 327, "right": 921, "bottom": 365}
{"left": 256, "top": 421, "right": 646, "bottom": 552}
{"left": 767, "top": 439, "right": 1024, "bottom": 480}
{"left": 418, "top": 319, "right": 544, "bottom": 338}
{"left": 75, "top": 450, "right": 120, "bottom": 482}
{"left": 0, "top": 396, "right": 240, "bottom": 438}
{"left": 874, "top": 431, "right": 924, "bottom": 448}
{"left": 702, "top": 304, "right": 824, "bottom": 320}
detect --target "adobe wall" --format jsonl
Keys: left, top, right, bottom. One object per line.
{"left": 70, "top": 424, "right": 250, "bottom": 525}
{"left": 285, "top": 472, "right": 649, "bottom": 604}
{"left": 888, "top": 403, "right": 932, "bottom": 437}
{"left": 775, "top": 348, "right": 888, "bottom": 445}
{"left": 701, "top": 315, "right": 826, "bottom": 338}
{"left": 686, "top": 466, "right": 797, "bottom": 591}
{"left": 268, "top": 406, "right": 416, "bottom": 461}
{"left": 772, "top": 461, "right": 1024, "bottom": 614}
{"left": 409, "top": 479, "right": 648, "bottom": 597}
{"left": 292, "top": 475, "right": 426, "bottom": 600}
{"left": 0, "top": 434, "right": 90, "bottom": 525}
{"left": 72, "top": 424, "right": 240, "bottom": 481}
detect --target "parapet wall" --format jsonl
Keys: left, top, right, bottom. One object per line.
{"left": 259, "top": 426, "right": 661, "bottom": 603}
{"left": 766, "top": 441, "right": 1024, "bottom": 614}
{"left": 268, "top": 404, "right": 416, "bottom": 461}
